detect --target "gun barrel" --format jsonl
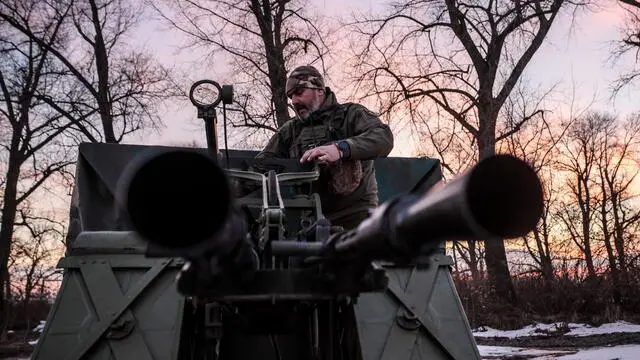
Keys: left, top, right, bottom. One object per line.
{"left": 399, "top": 153, "right": 544, "bottom": 240}
{"left": 334, "top": 154, "right": 544, "bottom": 259}
{"left": 116, "top": 148, "right": 233, "bottom": 250}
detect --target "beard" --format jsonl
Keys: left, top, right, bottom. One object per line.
{"left": 295, "top": 92, "right": 323, "bottom": 119}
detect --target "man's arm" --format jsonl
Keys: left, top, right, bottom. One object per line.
{"left": 343, "top": 105, "right": 394, "bottom": 160}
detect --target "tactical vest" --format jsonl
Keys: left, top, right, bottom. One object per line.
{"left": 288, "top": 103, "right": 354, "bottom": 159}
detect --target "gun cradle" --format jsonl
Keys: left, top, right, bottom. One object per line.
{"left": 154, "top": 164, "right": 390, "bottom": 303}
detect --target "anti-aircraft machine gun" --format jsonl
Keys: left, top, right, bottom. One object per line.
{"left": 31, "top": 80, "right": 545, "bottom": 360}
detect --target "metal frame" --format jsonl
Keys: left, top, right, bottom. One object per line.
{"left": 30, "top": 231, "right": 187, "bottom": 360}
{"left": 355, "top": 252, "right": 482, "bottom": 360}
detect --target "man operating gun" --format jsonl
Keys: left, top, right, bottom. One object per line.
{"left": 256, "top": 65, "right": 394, "bottom": 230}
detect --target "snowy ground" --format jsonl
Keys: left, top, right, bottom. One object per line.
{"left": 479, "top": 344, "right": 640, "bottom": 359}
{"left": 474, "top": 321, "right": 640, "bottom": 359}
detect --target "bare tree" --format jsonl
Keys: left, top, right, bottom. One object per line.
{"left": 0, "top": 0, "right": 178, "bottom": 143}
{"left": 593, "top": 112, "right": 640, "bottom": 306}
{"left": 148, "top": 0, "right": 332, "bottom": 142}
{"left": 0, "top": 0, "right": 87, "bottom": 338}
{"left": 556, "top": 112, "right": 617, "bottom": 280}
{"left": 346, "top": 0, "right": 582, "bottom": 303}
{"left": 552, "top": 110, "right": 640, "bottom": 308}
{"left": 451, "top": 240, "right": 484, "bottom": 281}
{"left": 1, "top": 0, "right": 183, "bottom": 276}
{"left": 611, "top": 0, "right": 640, "bottom": 94}
{"left": 522, "top": 169, "right": 558, "bottom": 282}
{"left": 497, "top": 84, "right": 578, "bottom": 284}
{"left": 413, "top": 111, "right": 478, "bottom": 179}
{"left": 8, "top": 203, "right": 64, "bottom": 333}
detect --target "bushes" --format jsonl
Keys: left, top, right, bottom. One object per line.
{"left": 3, "top": 299, "right": 52, "bottom": 332}
{"left": 454, "top": 269, "right": 640, "bottom": 330}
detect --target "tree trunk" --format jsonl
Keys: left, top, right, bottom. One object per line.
{"left": 266, "top": 47, "right": 289, "bottom": 128}
{"left": 22, "top": 261, "right": 37, "bottom": 332}
{"left": 600, "top": 186, "right": 622, "bottom": 305}
{"left": 0, "top": 153, "right": 22, "bottom": 339}
{"left": 610, "top": 192, "right": 627, "bottom": 276}
{"left": 477, "top": 125, "right": 517, "bottom": 304}
{"left": 468, "top": 241, "right": 480, "bottom": 282}
{"left": 453, "top": 241, "right": 481, "bottom": 281}
{"left": 579, "top": 194, "right": 597, "bottom": 278}
{"left": 483, "top": 234, "right": 517, "bottom": 303}
{"left": 533, "top": 228, "right": 554, "bottom": 284}
{"left": 252, "top": 0, "right": 289, "bottom": 128}
{"left": 89, "top": 0, "right": 115, "bottom": 142}
{"left": 603, "top": 236, "right": 621, "bottom": 303}
{"left": 1, "top": 268, "right": 12, "bottom": 341}
{"left": 575, "top": 169, "right": 597, "bottom": 279}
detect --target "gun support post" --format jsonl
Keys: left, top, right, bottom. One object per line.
{"left": 188, "top": 80, "right": 234, "bottom": 160}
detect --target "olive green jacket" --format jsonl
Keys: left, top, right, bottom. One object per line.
{"left": 256, "top": 88, "right": 394, "bottom": 227}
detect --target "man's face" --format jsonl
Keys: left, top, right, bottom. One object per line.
{"left": 288, "top": 87, "right": 323, "bottom": 119}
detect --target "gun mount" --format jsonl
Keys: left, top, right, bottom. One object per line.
{"left": 31, "top": 79, "right": 545, "bottom": 360}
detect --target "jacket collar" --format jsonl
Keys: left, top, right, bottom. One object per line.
{"left": 317, "top": 87, "right": 338, "bottom": 110}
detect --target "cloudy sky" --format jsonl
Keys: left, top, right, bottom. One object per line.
{"left": 127, "top": 0, "right": 639, "bottom": 156}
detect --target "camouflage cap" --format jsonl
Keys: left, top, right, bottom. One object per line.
{"left": 286, "top": 65, "right": 325, "bottom": 96}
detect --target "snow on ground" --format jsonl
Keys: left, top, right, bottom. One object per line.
{"left": 31, "top": 321, "right": 45, "bottom": 334}
{"left": 475, "top": 321, "right": 640, "bottom": 359}
{"left": 565, "top": 321, "right": 640, "bottom": 337}
{"left": 473, "top": 320, "right": 640, "bottom": 338}
{"left": 479, "top": 344, "right": 640, "bottom": 359}
{"left": 553, "top": 344, "right": 640, "bottom": 359}
{"left": 478, "top": 345, "right": 574, "bottom": 357}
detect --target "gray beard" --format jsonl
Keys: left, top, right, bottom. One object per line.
{"left": 299, "top": 94, "right": 323, "bottom": 119}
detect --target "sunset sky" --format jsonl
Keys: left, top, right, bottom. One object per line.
{"left": 125, "top": 0, "right": 639, "bottom": 158}
{"left": 7, "top": 0, "right": 638, "bottom": 284}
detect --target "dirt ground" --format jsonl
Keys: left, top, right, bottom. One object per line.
{"left": 0, "top": 342, "right": 32, "bottom": 360}
{"left": 0, "top": 330, "right": 35, "bottom": 359}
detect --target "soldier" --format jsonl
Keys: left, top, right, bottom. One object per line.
{"left": 256, "top": 65, "right": 394, "bottom": 230}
